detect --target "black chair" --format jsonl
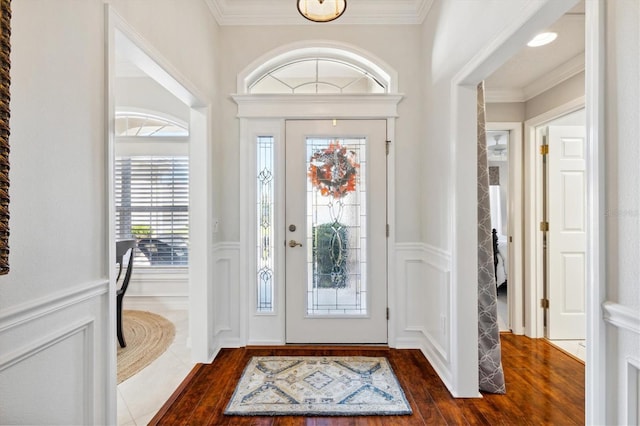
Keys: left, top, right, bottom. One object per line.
{"left": 116, "top": 239, "right": 136, "bottom": 348}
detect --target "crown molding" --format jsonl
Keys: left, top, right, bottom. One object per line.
{"left": 485, "top": 89, "right": 525, "bottom": 103}
{"left": 486, "top": 52, "right": 585, "bottom": 104}
{"left": 522, "top": 52, "right": 585, "bottom": 101}
{"left": 205, "top": 0, "right": 433, "bottom": 26}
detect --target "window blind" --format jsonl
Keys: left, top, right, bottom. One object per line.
{"left": 115, "top": 156, "right": 189, "bottom": 267}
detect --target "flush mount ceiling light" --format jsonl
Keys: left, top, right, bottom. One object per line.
{"left": 297, "top": 0, "right": 347, "bottom": 23}
{"left": 527, "top": 32, "right": 558, "bottom": 47}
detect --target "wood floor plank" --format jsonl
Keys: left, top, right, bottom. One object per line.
{"left": 150, "top": 334, "right": 585, "bottom": 425}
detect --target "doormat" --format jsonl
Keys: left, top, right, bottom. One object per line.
{"left": 224, "top": 356, "right": 412, "bottom": 417}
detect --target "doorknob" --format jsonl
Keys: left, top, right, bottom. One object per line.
{"left": 288, "top": 240, "right": 303, "bottom": 248}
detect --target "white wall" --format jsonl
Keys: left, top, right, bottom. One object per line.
{"left": 486, "top": 101, "right": 526, "bottom": 122}
{"left": 526, "top": 71, "right": 585, "bottom": 120}
{"left": 603, "top": 1, "right": 640, "bottom": 423}
{"left": 218, "top": 24, "right": 423, "bottom": 244}
{"left": 0, "top": 1, "right": 110, "bottom": 423}
{"left": 116, "top": 76, "right": 190, "bottom": 122}
{"left": 420, "top": 0, "right": 580, "bottom": 398}
{"left": 0, "top": 1, "right": 220, "bottom": 423}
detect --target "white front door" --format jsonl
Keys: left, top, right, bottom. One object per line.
{"left": 285, "top": 119, "right": 388, "bottom": 344}
{"left": 546, "top": 125, "right": 587, "bottom": 340}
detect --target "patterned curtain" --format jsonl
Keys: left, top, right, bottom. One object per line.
{"left": 477, "top": 81, "right": 506, "bottom": 394}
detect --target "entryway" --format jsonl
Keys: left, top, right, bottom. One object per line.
{"left": 285, "top": 119, "right": 388, "bottom": 344}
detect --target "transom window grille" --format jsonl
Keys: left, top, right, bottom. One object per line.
{"left": 249, "top": 59, "right": 385, "bottom": 94}
{"left": 257, "top": 136, "right": 275, "bottom": 312}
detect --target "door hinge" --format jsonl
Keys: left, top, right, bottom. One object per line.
{"left": 541, "top": 299, "right": 549, "bottom": 309}
{"left": 540, "top": 144, "right": 549, "bottom": 155}
{"left": 540, "top": 221, "right": 549, "bottom": 232}
{"left": 386, "top": 140, "right": 391, "bottom": 155}
{"left": 386, "top": 307, "right": 390, "bottom": 320}
{"left": 386, "top": 224, "right": 390, "bottom": 237}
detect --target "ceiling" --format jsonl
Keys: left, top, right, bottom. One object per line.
{"left": 206, "top": 1, "right": 584, "bottom": 102}
{"left": 485, "top": 3, "right": 585, "bottom": 102}
{"left": 205, "top": 0, "right": 433, "bottom": 25}
{"left": 121, "top": 1, "right": 584, "bottom": 105}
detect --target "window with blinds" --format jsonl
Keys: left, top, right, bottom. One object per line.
{"left": 115, "top": 156, "right": 189, "bottom": 267}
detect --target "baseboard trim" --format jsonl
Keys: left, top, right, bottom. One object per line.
{"left": 122, "top": 295, "right": 189, "bottom": 311}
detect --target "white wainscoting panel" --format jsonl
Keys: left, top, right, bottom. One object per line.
{"left": 0, "top": 280, "right": 109, "bottom": 425}
{"left": 395, "top": 243, "right": 452, "bottom": 388}
{"left": 212, "top": 243, "right": 241, "bottom": 348}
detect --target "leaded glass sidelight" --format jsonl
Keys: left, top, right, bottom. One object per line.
{"left": 257, "top": 136, "right": 275, "bottom": 312}
{"left": 306, "top": 138, "right": 367, "bottom": 315}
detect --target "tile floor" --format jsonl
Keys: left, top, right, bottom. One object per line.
{"left": 117, "top": 309, "right": 193, "bottom": 426}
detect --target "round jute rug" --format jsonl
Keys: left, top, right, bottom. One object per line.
{"left": 117, "top": 310, "right": 176, "bottom": 384}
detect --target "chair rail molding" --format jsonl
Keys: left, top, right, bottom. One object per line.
{"left": 602, "top": 301, "right": 640, "bottom": 335}
{"left": 0, "top": 280, "right": 108, "bottom": 333}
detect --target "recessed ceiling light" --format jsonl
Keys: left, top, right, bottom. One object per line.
{"left": 527, "top": 32, "right": 558, "bottom": 47}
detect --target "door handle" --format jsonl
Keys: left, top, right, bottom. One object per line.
{"left": 288, "top": 240, "right": 303, "bottom": 248}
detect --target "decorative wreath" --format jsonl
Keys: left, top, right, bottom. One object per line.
{"left": 308, "top": 142, "right": 359, "bottom": 198}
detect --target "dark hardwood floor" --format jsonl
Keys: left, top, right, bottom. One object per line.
{"left": 149, "top": 334, "right": 585, "bottom": 425}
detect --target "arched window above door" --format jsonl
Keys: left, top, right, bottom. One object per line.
{"left": 238, "top": 42, "right": 397, "bottom": 95}
{"left": 250, "top": 58, "right": 385, "bottom": 94}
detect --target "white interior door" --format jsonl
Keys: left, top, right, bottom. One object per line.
{"left": 546, "top": 125, "right": 586, "bottom": 340}
{"left": 285, "top": 119, "right": 387, "bottom": 344}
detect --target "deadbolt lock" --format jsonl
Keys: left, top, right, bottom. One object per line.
{"left": 289, "top": 224, "right": 297, "bottom": 232}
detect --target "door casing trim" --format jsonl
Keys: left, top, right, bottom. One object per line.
{"left": 523, "top": 96, "right": 585, "bottom": 338}
{"left": 235, "top": 95, "right": 402, "bottom": 346}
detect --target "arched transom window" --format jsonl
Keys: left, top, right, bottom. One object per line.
{"left": 115, "top": 111, "right": 188, "bottom": 137}
{"left": 250, "top": 58, "right": 385, "bottom": 94}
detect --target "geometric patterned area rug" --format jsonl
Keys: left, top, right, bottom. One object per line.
{"left": 224, "top": 356, "right": 412, "bottom": 416}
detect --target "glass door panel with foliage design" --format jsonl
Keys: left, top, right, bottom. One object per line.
{"left": 285, "top": 120, "right": 387, "bottom": 343}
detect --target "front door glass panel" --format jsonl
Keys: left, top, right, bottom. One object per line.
{"left": 306, "top": 138, "right": 367, "bottom": 316}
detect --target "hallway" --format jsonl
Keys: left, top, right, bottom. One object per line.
{"left": 149, "top": 334, "right": 585, "bottom": 425}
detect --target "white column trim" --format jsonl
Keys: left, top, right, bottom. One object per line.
{"left": 584, "top": 1, "right": 607, "bottom": 424}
